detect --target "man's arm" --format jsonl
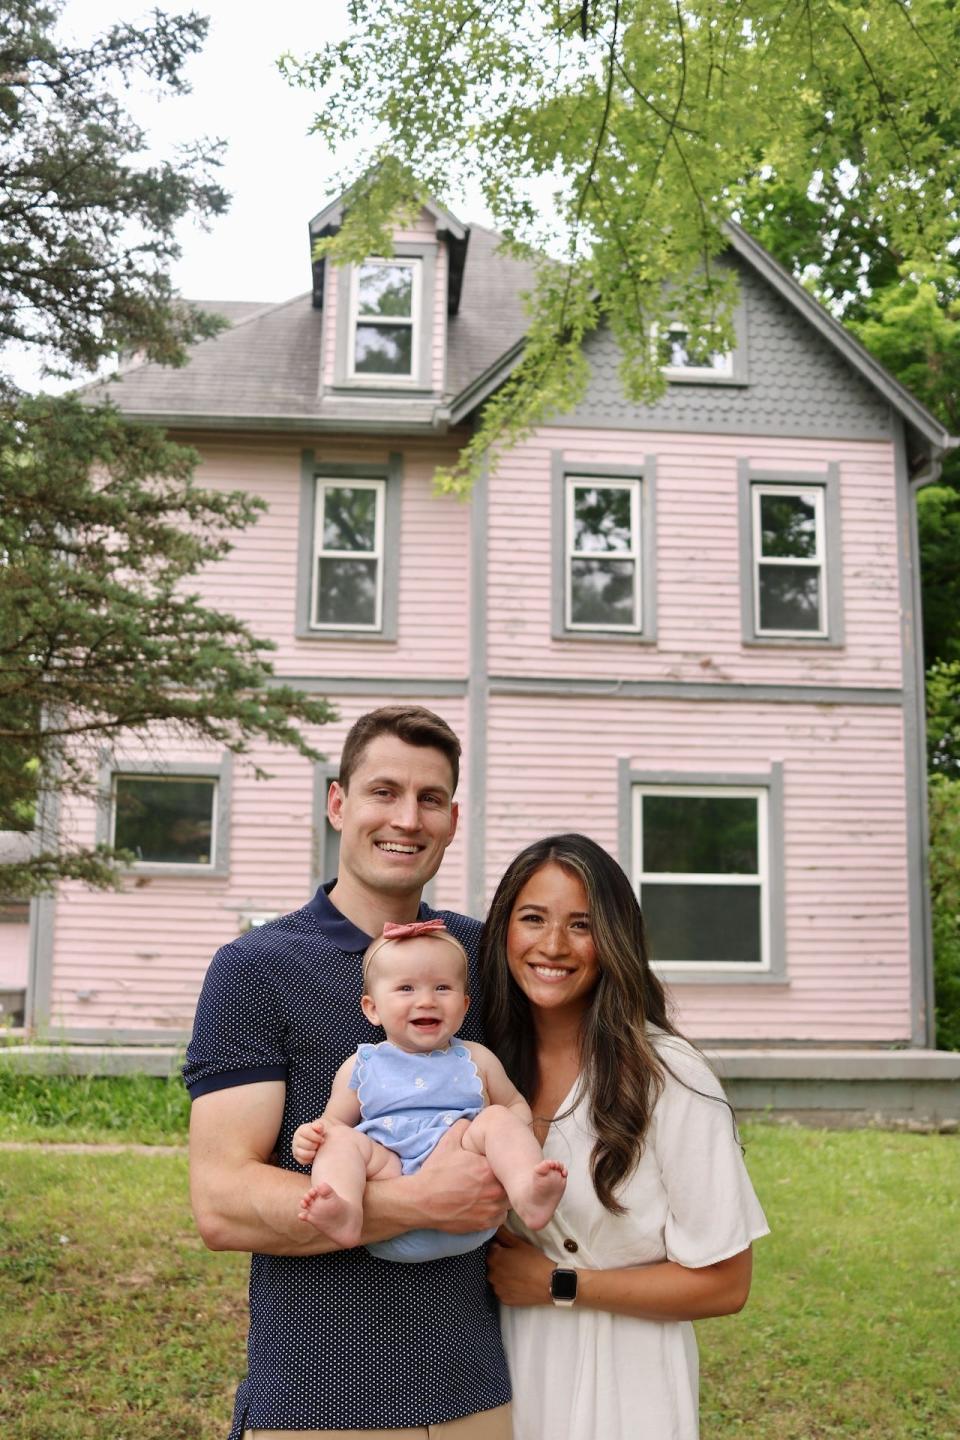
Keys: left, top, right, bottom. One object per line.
{"left": 189, "top": 1081, "right": 508, "bottom": 1255}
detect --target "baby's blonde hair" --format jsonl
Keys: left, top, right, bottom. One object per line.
{"left": 362, "top": 926, "right": 469, "bottom": 995}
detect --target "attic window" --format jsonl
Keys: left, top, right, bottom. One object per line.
{"left": 660, "top": 323, "right": 733, "bottom": 378}
{"left": 349, "top": 259, "right": 420, "bottom": 380}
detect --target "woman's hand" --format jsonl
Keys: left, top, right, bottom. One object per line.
{"left": 487, "top": 1226, "right": 556, "bottom": 1307}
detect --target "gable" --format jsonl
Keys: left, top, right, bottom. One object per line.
{"left": 557, "top": 254, "right": 893, "bottom": 440}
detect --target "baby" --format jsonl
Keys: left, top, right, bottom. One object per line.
{"left": 292, "top": 918, "right": 566, "bottom": 1255}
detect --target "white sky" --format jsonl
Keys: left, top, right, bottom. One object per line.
{"left": 58, "top": 0, "right": 494, "bottom": 305}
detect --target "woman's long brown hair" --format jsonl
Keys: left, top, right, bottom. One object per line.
{"left": 480, "top": 833, "right": 685, "bottom": 1214}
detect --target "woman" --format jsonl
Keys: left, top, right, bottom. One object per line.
{"left": 481, "top": 834, "right": 768, "bottom": 1440}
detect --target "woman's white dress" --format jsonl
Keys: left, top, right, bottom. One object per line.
{"left": 500, "top": 1034, "right": 769, "bottom": 1440}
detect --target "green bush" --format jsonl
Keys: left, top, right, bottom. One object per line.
{"left": 929, "top": 774, "right": 960, "bottom": 1050}
{"left": 0, "top": 1070, "right": 190, "bottom": 1144}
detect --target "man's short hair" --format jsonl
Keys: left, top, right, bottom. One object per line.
{"left": 338, "top": 705, "right": 462, "bottom": 794}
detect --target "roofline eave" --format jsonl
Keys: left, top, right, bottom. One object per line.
{"left": 105, "top": 410, "right": 451, "bottom": 437}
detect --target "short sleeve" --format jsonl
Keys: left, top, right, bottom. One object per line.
{"left": 183, "top": 938, "right": 289, "bottom": 1098}
{"left": 651, "top": 1039, "right": 769, "bottom": 1268}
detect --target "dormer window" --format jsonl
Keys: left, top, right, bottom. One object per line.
{"left": 349, "top": 258, "right": 421, "bottom": 381}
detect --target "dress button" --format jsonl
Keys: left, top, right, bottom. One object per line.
{"left": 563, "top": 1238, "right": 578, "bottom": 1253}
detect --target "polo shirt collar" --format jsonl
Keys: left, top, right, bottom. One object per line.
{"left": 307, "top": 881, "right": 434, "bottom": 953}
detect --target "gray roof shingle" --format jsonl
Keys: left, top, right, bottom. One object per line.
{"left": 83, "top": 224, "right": 536, "bottom": 426}
{"left": 79, "top": 218, "right": 950, "bottom": 454}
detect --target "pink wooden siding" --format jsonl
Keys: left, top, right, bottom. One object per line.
{"left": 0, "top": 921, "right": 29, "bottom": 989}
{"left": 187, "top": 433, "right": 472, "bottom": 677}
{"left": 47, "top": 696, "right": 470, "bottom": 1034}
{"left": 432, "top": 240, "right": 447, "bottom": 394}
{"left": 393, "top": 210, "right": 440, "bottom": 245}
{"left": 484, "top": 693, "right": 911, "bottom": 1043}
{"left": 320, "top": 262, "right": 339, "bottom": 390}
{"left": 488, "top": 428, "right": 903, "bottom": 689}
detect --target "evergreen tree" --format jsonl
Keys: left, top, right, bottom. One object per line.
{"left": 0, "top": 4, "right": 334, "bottom": 895}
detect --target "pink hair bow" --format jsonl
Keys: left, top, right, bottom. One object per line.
{"left": 381, "top": 919, "right": 448, "bottom": 940}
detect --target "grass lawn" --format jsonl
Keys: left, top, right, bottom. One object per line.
{"left": 698, "top": 1127, "right": 959, "bottom": 1439}
{"left": 0, "top": 1113, "right": 957, "bottom": 1438}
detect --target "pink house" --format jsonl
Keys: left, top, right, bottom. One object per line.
{"left": 17, "top": 191, "right": 955, "bottom": 1053}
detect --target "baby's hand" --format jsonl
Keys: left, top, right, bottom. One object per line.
{"left": 292, "top": 1118, "right": 327, "bottom": 1166}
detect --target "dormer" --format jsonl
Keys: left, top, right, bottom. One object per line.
{"left": 309, "top": 191, "right": 469, "bottom": 405}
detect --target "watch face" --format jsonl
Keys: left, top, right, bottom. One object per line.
{"left": 551, "top": 1268, "right": 578, "bottom": 1301}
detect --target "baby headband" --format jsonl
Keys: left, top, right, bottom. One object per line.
{"left": 364, "top": 917, "right": 468, "bottom": 974}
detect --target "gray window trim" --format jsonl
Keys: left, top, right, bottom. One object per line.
{"left": 332, "top": 243, "right": 438, "bottom": 394}
{"left": 738, "top": 461, "right": 844, "bottom": 646}
{"left": 296, "top": 451, "right": 402, "bottom": 642}
{"left": 551, "top": 454, "right": 658, "bottom": 643}
{"left": 96, "top": 752, "right": 233, "bottom": 878}
{"left": 660, "top": 297, "right": 749, "bottom": 387}
{"left": 312, "top": 759, "right": 342, "bottom": 892}
{"left": 617, "top": 759, "right": 786, "bottom": 985}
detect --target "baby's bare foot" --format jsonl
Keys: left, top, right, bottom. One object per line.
{"left": 512, "top": 1158, "right": 567, "bottom": 1231}
{"left": 298, "top": 1182, "right": 362, "bottom": 1247}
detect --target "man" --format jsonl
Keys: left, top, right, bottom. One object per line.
{"left": 186, "top": 706, "right": 512, "bottom": 1440}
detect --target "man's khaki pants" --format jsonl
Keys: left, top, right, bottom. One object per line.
{"left": 242, "top": 1403, "right": 512, "bottom": 1440}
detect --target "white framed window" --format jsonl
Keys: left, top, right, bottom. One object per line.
{"left": 310, "top": 478, "right": 386, "bottom": 631}
{"left": 659, "top": 322, "right": 733, "bottom": 379}
{"left": 752, "top": 484, "right": 826, "bottom": 636}
{"left": 565, "top": 475, "right": 642, "bottom": 632}
{"left": 348, "top": 258, "right": 421, "bottom": 381}
{"left": 633, "top": 785, "right": 770, "bottom": 972}
{"left": 111, "top": 774, "right": 218, "bottom": 869}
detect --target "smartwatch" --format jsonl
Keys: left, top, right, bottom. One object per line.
{"left": 549, "top": 1266, "right": 578, "bottom": 1308}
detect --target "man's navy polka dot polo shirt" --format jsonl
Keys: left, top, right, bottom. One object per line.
{"left": 184, "top": 884, "right": 511, "bottom": 1438}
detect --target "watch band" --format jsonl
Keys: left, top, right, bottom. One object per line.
{"left": 549, "top": 1266, "right": 578, "bottom": 1308}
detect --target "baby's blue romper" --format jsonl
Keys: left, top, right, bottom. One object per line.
{"left": 348, "top": 1040, "right": 497, "bottom": 1263}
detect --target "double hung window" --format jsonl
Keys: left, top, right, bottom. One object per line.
{"left": 739, "top": 464, "right": 841, "bottom": 646}
{"left": 350, "top": 259, "right": 420, "bottom": 380}
{"left": 311, "top": 479, "right": 385, "bottom": 631}
{"left": 565, "top": 475, "right": 642, "bottom": 631}
{"left": 633, "top": 785, "right": 769, "bottom": 970}
{"left": 752, "top": 484, "right": 825, "bottom": 636}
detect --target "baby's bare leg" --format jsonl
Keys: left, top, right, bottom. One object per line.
{"left": 298, "top": 1123, "right": 399, "bottom": 1246}
{"left": 462, "top": 1105, "right": 567, "bottom": 1231}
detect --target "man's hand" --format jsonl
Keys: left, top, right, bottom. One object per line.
{"left": 413, "top": 1119, "right": 509, "bottom": 1233}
